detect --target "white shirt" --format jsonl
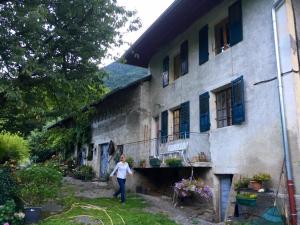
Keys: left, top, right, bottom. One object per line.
{"left": 110, "top": 162, "right": 132, "bottom": 179}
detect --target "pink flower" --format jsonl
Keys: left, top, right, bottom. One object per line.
{"left": 4, "top": 223, "right": 10, "bottom": 225}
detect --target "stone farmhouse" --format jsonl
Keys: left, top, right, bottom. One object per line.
{"left": 54, "top": 0, "right": 300, "bottom": 223}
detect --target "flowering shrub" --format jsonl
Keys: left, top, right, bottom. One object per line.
{"left": 174, "top": 178, "right": 213, "bottom": 201}
{"left": 0, "top": 200, "right": 24, "bottom": 225}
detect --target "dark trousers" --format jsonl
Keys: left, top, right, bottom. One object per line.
{"left": 114, "top": 178, "right": 126, "bottom": 203}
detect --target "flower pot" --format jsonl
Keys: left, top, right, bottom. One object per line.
{"left": 149, "top": 158, "right": 161, "bottom": 168}
{"left": 24, "top": 207, "right": 42, "bottom": 224}
{"left": 249, "top": 180, "right": 262, "bottom": 191}
{"left": 236, "top": 196, "right": 257, "bottom": 207}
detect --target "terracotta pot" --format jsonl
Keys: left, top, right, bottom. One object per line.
{"left": 249, "top": 180, "right": 262, "bottom": 191}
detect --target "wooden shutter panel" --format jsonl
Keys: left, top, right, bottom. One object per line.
{"left": 161, "top": 111, "right": 168, "bottom": 143}
{"left": 229, "top": 0, "right": 243, "bottom": 46}
{"left": 199, "top": 92, "right": 210, "bottom": 132}
{"left": 231, "top": 76, "right": 245, "bottom": 124}
{"left": 180, "top": 40, "right": 188, "bottom": 75}
{"left": 162, "top": 56, "right": 169, "bottom": 87}
{"left": 199, "top": 25, "right": 209, "bottom": 65}
{"left": 180, "top": 101, "right": 190, "bottom": 138}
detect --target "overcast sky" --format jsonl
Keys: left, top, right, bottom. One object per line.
{"left": 102, "top": 0, "right": 175, "bottom": 66}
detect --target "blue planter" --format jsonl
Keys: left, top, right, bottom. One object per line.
{"left": 24, "top": 207, "right": 42, "bottom": 224}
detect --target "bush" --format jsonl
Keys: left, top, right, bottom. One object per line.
{"left": 126, "top": 157, "right": 134, "bottom": 168}
{"left": 252, "top": 173, "right": 271, "bottom": 182}
{"left": 0, "top": 199, "right": 24, "bottom": 225}
{"left": 165, "top": 158, "right": 182, "bottom": 167}
{"left": 234, "top": 177, "right": 251, "bottom": 190}
{"left": 17, "top": 164, "right": 63, "bottom": 206}
{"left": 0, "top": 166, "right": 18, "bottom": 205}
{"left": 0, "top": 132, "right": 29, "bottom": 164}
{"left": 73, "top": 165, "right": 95, "bottom": 181}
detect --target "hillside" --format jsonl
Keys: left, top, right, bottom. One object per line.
{"left": 104, "top": 62, "right": 148, "bottom": 90}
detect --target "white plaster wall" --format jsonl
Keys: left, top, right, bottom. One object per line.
{"left": 148, "top": 0, "right": 292, "bottom": 188}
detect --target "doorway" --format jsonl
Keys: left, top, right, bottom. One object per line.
{"left": 99, "top": 143, "right": 109, "bottom": 180}
{"left": 219, "top": 175, "right": 233, "bottom": 221}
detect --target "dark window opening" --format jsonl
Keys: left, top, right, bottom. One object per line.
{"left": 173, "top": 54, "right": 180, "bottom": 80}
{"left": 216, "top": 87, "right": 232, "bottom": 128}
{"left": 215, "top": 18, "right": 230, "bottom": 55}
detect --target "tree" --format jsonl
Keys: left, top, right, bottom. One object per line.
{"left": 0, "top": 0, "right": 140, "bottom": 134}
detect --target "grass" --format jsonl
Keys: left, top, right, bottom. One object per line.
{"left": 39, "top": 195, "right": 178, "bottom": 225}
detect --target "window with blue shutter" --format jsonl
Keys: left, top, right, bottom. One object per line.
{"left": 180, "top": 40, "right": 188, "bottom": 75}
{"left": 199, "top": 25, "right": 209, "bottom": 65}
{"left": 231, "top": 76, "right": 245, "bottom": 124}
{"left": 229, "top": 0, "right": 243, "bottom": 46}
{"left": 200, "top": 92, "right": 210, "bottom": 132}
{"left": 179, "top": 101, "right": 190, "bottom": 138}
{"left": 162, "top": 56, "right": 169, "bottom": 87}
{"left": 161, "top": 110, "right": 168, "bottom": 143}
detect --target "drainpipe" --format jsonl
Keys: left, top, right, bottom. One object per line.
{"left": 272, "top": 1, "right": 298, "bottom": 224}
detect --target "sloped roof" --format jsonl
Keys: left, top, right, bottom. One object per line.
{"left": 124, "top": 0, "right": 223, "bottom": 67}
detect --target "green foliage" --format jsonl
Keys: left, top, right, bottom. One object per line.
{"left": 0, "top": 199, "right": 24, "bottom": 225}
{"left": 165, "top": 158, "right": 182, "bottom": 167}
{"left": 236, "top": 192, "right": 257, "bottom": 199}
{"left": 149, "top": 158, "right": 161, "bottom": 167}
{"left": 0, "top": 0, "right": 140, "bottom": 134}
{"left": 18, "top": 164, "right": 63, "bottom": 206}
{"left": 252, "top": 173, "right": 271, "bottom": 182}
{"left": 126, "top": 157, "right": 134, "bottom": 168}
{"left": 73, "top": 165, "right": 95, "bottom": 181}
{"left": 0, "top": 166, "right": 18, "bottom": 205}
{"left": 234, "top": 177, "right": 251, "bottom": 190}
{"left": 0, "top": 132, "right": 29, "bottom": 164}
{"left": 28, "top": 127, "right": 76, "bottom": 162}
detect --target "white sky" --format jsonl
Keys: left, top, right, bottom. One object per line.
{"left": 102, "top": 0, "right": 175, "bottom": 66}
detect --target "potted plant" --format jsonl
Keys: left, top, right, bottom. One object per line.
{"left": 250, "top": 173, "right": 271, "bottom": 191}
{"left": 139, "top": 159, "right": 146, "bottom": 168}
{"left": 149, "top": 158, "right": 161, "bottom": 168}
{"left": 126, "top": 157, "right": 134, "bottom": 168}
{"left": 165, "top": 158, "right": 182, "bottom": 167}
{"left": 236, "top": 192, "right": 257, "bottom": 206}
{"left": 17, "top": 164, "right": 63, "bottom": 224}
{"left": 73, "top": 165, "right": 95, "bottom": 181}
{"left": 234, "top": 177, "right": 251, "bottom": 190}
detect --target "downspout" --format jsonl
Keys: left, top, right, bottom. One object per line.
{"left": 272, "top": 1, "right": 298, "bottom": 225}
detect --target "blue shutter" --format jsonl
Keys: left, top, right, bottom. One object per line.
{"left": 199, "top": 25, "right": 209, "bottom": 65}
{"left": 162, "top": 56, "right": 169, "bottom": 88}
{"left": 180, "top": 41, "right": 188, "bottom": 75}
{"left": 229, "top": 0, "right": 243, "bottom": 46}
{"left": 199, "top": 92, "right": 210, "bottom": 132}
{"left": 180, "top": 101, "right": 190, "bottom": 138}
{"left": 161, "top": 111, "right": 168, "bottom": 143}
{"left": 231, "top": 76, "right": 245, "bottom": 124}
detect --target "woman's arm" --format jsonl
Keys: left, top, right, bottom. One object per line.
{"left": 127, "top": 163, "right": 133, "bottom": 175}
{"left": 110, "top": 163, "right": 119, "bottom": 177}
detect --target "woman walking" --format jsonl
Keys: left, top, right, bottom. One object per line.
{"left": 110, "top": 154, "right": 133, "bottom": 204}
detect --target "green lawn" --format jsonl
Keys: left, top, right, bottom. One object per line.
{"left": 39, "top": 196, "right": 178, "bottom": 225}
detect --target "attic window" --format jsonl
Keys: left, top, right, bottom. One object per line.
{"left": 215, "top": 18, "right": 230, "bottom": 54}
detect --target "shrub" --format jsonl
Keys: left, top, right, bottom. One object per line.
{"left": 165, "top": 158, "right": 182, "bottom": 167}
{"left": 126, "top": 157, "right": 134, "bottom": 168}
{"left": 252, "top": 173, "right": 271, "bottom": 182}
{"left": 0, "top": 132, "right": 29, "bottom": 164}
{"left": 0, "top": 199, "right": 24, "bottom": 225}
{"left": 0, "top": 166, "right": 18, "bottom": 205}
{"left": 73, "top": 165, "right": 95, "bottom": 181}
{"left": 17, "top": 164, "right": 63, "bottom": 206}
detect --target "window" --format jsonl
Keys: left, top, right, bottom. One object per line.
{"left": 172, "top": 109, "right": 180, "bottom": 140}
{"left": 199, "top": 92, "right": 210, "bottom": 132}
{"left": 180, "top": 40, "right": 188, "bottom": 75}
{"left": 117, "top": 145, "right": 124, "bottom": 155}
{"left": 215, "top": 18, "right": 230, "bottom": 55}
{"left": 162, "top": 56, "right": 169, "bottom": 87}
{"left": 215, "top": 76, "right": 245, "bottom": 128}
{"left": 161, "top": 110, "right": 168, "bottom": 143}
{"left": 173, "top": 54, "right": 180, "bottom": 80}
{"left": 88, "top": 143, "right": 94, "bottom": 161}
{"left": 216, "top": 87, "right": 232, "bottom": 128}
{"left": 214, "top": 0, "right": 243, "bottom": 55}
{"left": 199, "top": 25, "right": 209, "bottom": 65}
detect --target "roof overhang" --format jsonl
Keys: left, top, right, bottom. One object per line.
{"left": 124, "top": 0, "right": 224, "bottom": 68}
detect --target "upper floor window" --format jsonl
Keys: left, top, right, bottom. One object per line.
{"left": 172, "top": 108, "right": 180, "bottom": 140}
{"left": 173, "top": 54, "right": 180, "bottom": 80}
{"left": 214, "top": 0, "right": 243, "bottom": 55}
{"left": 162, "top": 56, "right": 169, "bottom": 87}
{"left": 180, "top": 40, "right": 189, "bottom": 75}
{"left": 216, "top": 86, "right": 232, "bottom": 128}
